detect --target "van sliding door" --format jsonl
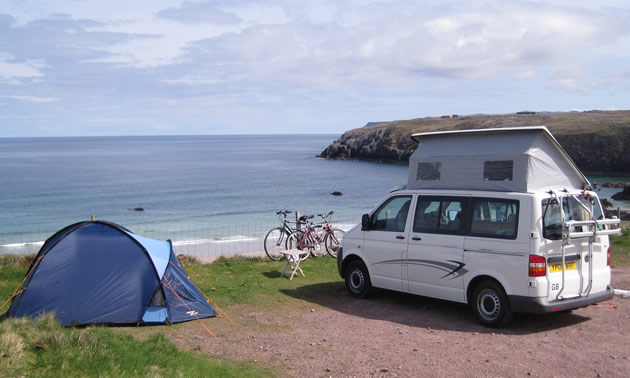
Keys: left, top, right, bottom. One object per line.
{"left": 406, "top": 196, "right": 468, "bottom": 302}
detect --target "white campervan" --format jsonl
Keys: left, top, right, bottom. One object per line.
{"left": 337, "top": 126, "right": 621, "bottom": 327}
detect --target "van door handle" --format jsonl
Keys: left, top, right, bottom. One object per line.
{"left": 412, "top": 237, "right": 422, "bottom": 241}
{"left": 396, "top": 236, "right": 405, "bottom": 240}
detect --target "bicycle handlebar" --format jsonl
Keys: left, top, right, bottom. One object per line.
{"left": 275, "top": 210, "right": 292, "bottom": 217}
{"left": 317, "top": 211, "right": 334, "bottom": 220}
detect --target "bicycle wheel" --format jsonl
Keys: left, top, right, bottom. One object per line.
{"left": 324, "top": 228, "right": 345, "bottom": 258}
{"left": 286, "top": 230, "right": 311, "bottom": 260}
{"left": 310, "top": 225, "right": 327, "bottom": 258}
{"left": 285, "top": 230, "right": 303, "bottom": 250}
{"left": 264, "top": 227, "right": 288, "bottom": 261}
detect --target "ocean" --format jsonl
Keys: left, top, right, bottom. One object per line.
{"left": 0, "top": 135, "right": 627, "bottom": 258}
{"left": 0, "top": 135, "right": 409, "bottom": 257}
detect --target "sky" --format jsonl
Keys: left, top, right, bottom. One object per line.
{"left": 0, "top": 0, "right": 629, "bottom": 137}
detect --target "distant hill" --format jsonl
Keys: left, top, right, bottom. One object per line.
{"left": 319, "top": 110, "right": 630, "bottom": 175}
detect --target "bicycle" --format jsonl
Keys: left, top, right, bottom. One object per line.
{"left": 286, "top": 211, "right": 345, "bottom": 258}
{"left": 321, "top": 212, "right": 345, "bottom": 258}
{"left": 263, "top": 210, "right": 295, "bottom": 261}
{"left": 264, "top": 211, "right": 314, "bottom": 261}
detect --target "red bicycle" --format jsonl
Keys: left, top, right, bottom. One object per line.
{"left": 286, "top": 211, "right": 345, "bottom": 258}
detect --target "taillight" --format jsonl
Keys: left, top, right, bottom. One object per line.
{"left": 607, "top": 247, "right": 611, "bottom": 266}
{"left": 529, "top": 255, "right": 547, "bottom": 277}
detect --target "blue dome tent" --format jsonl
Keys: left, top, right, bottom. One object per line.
{"left": 8, "top": 220, "right": 216, "bottom": 327}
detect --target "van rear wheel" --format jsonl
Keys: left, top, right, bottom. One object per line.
{"left": 345, "top": 260, "right": 372, "bottom": 298}
{"left": 471, "top": 281, "right": 513, "bottom": 327}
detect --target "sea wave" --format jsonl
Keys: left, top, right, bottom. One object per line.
{"left": 332, "top": 223, "right": 359, "bottom": 232}
{"left": 212, "top": 235, "right": 260, "bottom": 243}
{"left": 0, "top": 241, "right": 45, "bottom": 249}
{"left": 172, "top": 238, "right": 215, "bottom": 247}
{"left": 172, "top": 235, "right": 259, "bottom": 246}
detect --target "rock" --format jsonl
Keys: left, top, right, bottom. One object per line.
{"left": 330, "top": 191, "right": 343, "bottom": 196}
{"left": 601, "top": 198, "right": 613, "bottom": 208}
{"left": 611, "top": 186, "right": 630, "bottom": 200}
{"left": 318, "top": 111, "right": 630, "bottom": 176}
{"left": 603, "top": 205, "right": 630, "bottom": 220}
{"left": 133, "top": 207, "right": 144, "bottom": 212}
{"left": 602, "top": 182, "right": 627, "bottom": 188}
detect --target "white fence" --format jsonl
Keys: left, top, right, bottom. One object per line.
{"left": 0, "top": 219, "right": 355, "bottom": 260}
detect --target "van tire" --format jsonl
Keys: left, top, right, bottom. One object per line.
{"left": 345, "top": 260, "right": 372, "bottom": 298}
{"left": 471, "top": 280, "right": 513, "bottom": 327}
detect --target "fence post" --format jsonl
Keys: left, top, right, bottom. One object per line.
{"left": 296, "top": 210, "right": 301, "bottom": 231}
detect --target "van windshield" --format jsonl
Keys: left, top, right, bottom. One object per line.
{"left": 542, "top": 194, "right": 604, "bottom": 240}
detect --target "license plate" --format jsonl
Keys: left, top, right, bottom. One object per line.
{"left": 549, "top": 261, "right": 577, "bottom": 273}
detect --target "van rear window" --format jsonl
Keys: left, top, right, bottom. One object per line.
{"left": 469, "top": 198, "right": 519, "bottom": 239}
{"left": 542, "top": 195, "right": 604, "bottom": 240}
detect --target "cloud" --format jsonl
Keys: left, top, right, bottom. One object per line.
{"left": 549, "top": 66, "right": 594, "bottom": 95}
{"left": 0, "top": 95, "right": 59, "bottom": 103}
{"left": 168, "top": 1, "right": 629, "bottom": 91}
{"left": 157, "top": 2, "right": 241, "bottom": 24}
{"left": 516, "top": 70, "right": 539, "bottom": 81}
{"left": 0, "top": 1, "right": 629, "bottom": 136}
{"left": 0, "top": 53, "right": 45, "bottom": 84}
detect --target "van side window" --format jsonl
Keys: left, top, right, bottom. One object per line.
{"left": 469, "top": 198, "right": 519, "bottom": 239}
{"left": 413, "top": 197, "right": 466, "bottom": 234}
{"left": 371, "top": 196, "right": 412, "bottom": 232}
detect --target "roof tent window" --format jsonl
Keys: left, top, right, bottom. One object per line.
{"left": 417, "top": 162, "right": 441, "bottom": 181}
{"left": 484, "top": 160, "right": 513, "bottom": 181}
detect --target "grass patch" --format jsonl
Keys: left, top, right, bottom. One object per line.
{"left": 0, "top": 314, "right": 270, "bottom": 377}
{"left": 0, "top": 253, "right": 343, "bottom": 377}
{"left": 0, "top": 254, "right": 32, "bottom": 314}
{"left": 610, "top": 225, "right": 630, "bottom": 267}
{"left": 181, "top": 255, "right": 344, "bottom": 310}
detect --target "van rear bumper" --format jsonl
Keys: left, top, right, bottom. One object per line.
{"left": 509, "top": 286, "right": 615, "bottom": 314}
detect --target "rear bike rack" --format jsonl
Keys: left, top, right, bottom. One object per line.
{"left": 552, "top": 190, "right": 621, "bottom": 301}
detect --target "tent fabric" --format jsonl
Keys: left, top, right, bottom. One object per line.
{"left": 161, "top": 253, "right": 216, "bottom": 323}
{"left": 8, "top": 221, "right": 216, "bottom": 327}
{"left": 125, "top": 231, "right": 171, "bottom": 279}
{"left": 142, "top": 306, "right": 169, "bottom": 323}
{"left": 407, "top": 126, "right": 589, "bottom": 192}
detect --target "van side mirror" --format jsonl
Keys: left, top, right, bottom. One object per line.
{"left": 361, "top": 214, "right": 370, "bottom": 231}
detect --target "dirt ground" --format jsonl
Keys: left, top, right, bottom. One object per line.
{"left": 164, "top": 267, "right": 630, "bottom": 377}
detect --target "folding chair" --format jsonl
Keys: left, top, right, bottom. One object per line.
{"left": 281, "top": 249, "right": 309, "bottom": 280}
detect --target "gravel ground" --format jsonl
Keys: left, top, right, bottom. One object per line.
{"left": 165, "top": 266, "right": 630, "bottom": 377}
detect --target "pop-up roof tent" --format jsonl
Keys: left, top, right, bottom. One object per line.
{"left": 408, "top": 126, "right": 590, "bottom": 192}
{"left": 8, "top": 220, "right": 216, "bottom": 327}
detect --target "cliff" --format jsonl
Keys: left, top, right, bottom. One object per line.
{"left": 319, "top": 111, "right": 630, "bottom": 175}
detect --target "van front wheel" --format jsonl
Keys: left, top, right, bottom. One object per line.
{"left": 345, "top": 260, "right": 372, "bottom": 298}
{"left": 471, "top": 281, "right": 513, "bottom": 327}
